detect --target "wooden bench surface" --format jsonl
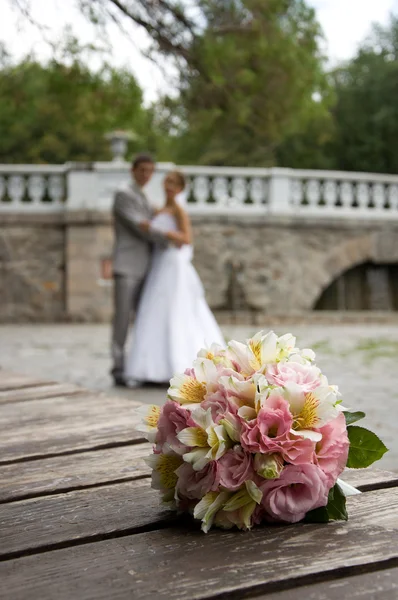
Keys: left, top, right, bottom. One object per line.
{"left": 1, "top": 369, "right": 397, "bottom": 600}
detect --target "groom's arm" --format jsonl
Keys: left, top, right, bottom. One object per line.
{"left": 113, "top": 191, "right": 168, "bottom": 247}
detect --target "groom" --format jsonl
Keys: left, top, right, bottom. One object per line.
{"left": 111, "top": 153, "right": 168, "bottom": 388}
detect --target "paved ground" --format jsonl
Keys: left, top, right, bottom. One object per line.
{"left": 1, "top": 323, "right": 397, "bottom": 472}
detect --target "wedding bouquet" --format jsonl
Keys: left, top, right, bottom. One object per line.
{"left": 138, "top": 331, "right": 387, "bottom": 532}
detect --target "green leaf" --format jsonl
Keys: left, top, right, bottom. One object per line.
{"left": 326, "top": 482, "right": 348, "bottom": 521}
{"left": 304, "top": 483, "right": 348, "bottom": 523}
{"left": 343, "top": 411, "right": 366, "bottom": 426}
{"left": 347, "top": 426, "right": 388, "bottom": 469}
{"left": 304, "top": 505, "right": 329, "bottom": 523}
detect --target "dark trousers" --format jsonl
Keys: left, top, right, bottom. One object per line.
{"left": 111, "top": 274, "right": 144, "bottom": 379}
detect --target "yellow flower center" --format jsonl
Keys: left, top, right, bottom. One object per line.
{"left": 146, "top": 405, "right": 161, "bottom": 428}
{"left": 206, "top": 351, "right": 215, "bottom": 360}
{"left": 156, "top": 454, "right": 182, "bottom": 489}
{"left": 180, "top": 378, "right": 207, "bottom": 403}
{"left": 294, "top": 392, "right": 320, "bottom": 430}
{"left": 249, "top": 340, "right": 262, "bottom": 369}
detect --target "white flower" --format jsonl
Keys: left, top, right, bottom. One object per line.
{"left": 194, "top": 491, "right": 231, "bottom": 533}
{"left": 168, "top": 358, "right": 218, "bottom": 409}
{"left": 284, "top": 383, "right": 341, "bottom": 441}
{"left": 135, "top": 404, "right": 161, "bottom": 443}
{"left": 145, "top": 448, "right": 183, "bottom": 505}
{"left": 177, "top": 407, "right": 230, "bottom": 470}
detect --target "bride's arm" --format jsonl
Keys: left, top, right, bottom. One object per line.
{"left": 168, "top": 206, "right": 192, "bottom": 245}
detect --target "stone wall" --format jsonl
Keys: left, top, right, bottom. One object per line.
{"left": 0, "top": 217, "right": 65, "bottom": 322}
{"left": 1, "top": 212, "right": 398, "bottom": 322}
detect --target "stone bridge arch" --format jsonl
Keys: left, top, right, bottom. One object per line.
{"left": 308, "top": 230, "right": 398, "bottom": 311}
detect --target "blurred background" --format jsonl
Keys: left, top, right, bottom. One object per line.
{"left": 0, "top": 0, "right": 398, "bottom": 471}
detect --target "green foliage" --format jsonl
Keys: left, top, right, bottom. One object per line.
{"left": 0, "top": 38, "right": 156, "bottom": 163}
{"left": 157, "top": 0, "right": 330, "bottom": 166}
{"left": 343, "top": 411, "right": 366, "bottom": 426}
{"left": 305, "top": 482, "right": 348, "bottom": 523}
{"left": 347, "top": 426, "right": 388, "bottom": 469}
{"left": 327, "top": 16, "right": 398, "bottom": 173}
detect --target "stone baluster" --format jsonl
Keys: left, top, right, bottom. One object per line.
{"left": 373, "top": 183, "right": 385, "bottom": 210}
{"left": 212, "top": 176, "right": 229, "bottom": 205}
{"left": 340, "top": 182, "right": 354, "bottom": 209}
{"left": 249, "top": 177, "right": 266, "bottom": 205}
{"left": 388, "top": 184, "right": 398, "bottom": 210}
{"left": 306, "top": 179, "right": 321, "bottom": 209}
{"left": 27, "top": 175, "right": 46, "bottom": 207}
{"left": 0, "top": 175, "right": 5, "bottom": 204}
{"left": 324, "top": 181, "right": 338, "bottom": 209}
{"left": 231, "top": 177, "right": 247, "bottom": 205}
{"left": 7, "top": 175, "right": 25, "bottom": 207}
{"left": 193, "top": 175, "right": 210, "bottom": 204}
{"left": 356, "top": 182, "right": 370, "bottom": 210}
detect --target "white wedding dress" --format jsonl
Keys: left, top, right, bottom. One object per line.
{"left": 126, "top": 211, "right": 225, "bottom": 382}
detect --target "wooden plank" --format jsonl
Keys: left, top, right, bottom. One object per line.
{"left": 0, "top": 443, "right": 151, "bottom": 502}
{"left": 0, "top": 371, "right": 50, "bottom": 392}
{"left": 1, "top": 487, "right": 398, "bottom": 600}
{"left": 0, "top": 383, "right": 82, "bottom": 404}
{"left": 0, "top": 393, "right": 145, "bottom": 463}
{"left": 0, "top": 479, "right": 173, "bottom": 559}
{"left": 342, "top": 468, "right": 398, "bottom": 491}
{"left": 257, "top": 568, "right": 398, "bottom": 599}
{"left": 1, "top": 468, "right": 397, "bottom": 557}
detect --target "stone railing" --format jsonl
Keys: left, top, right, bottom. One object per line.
{"left": 1, "top": 162, "right": 398, "bottom": 219}
{"left": 0, "top": 165, "right": 67, "bottom": 212}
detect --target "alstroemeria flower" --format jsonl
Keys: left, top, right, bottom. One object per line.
{"left": 168, "top": 358, "right": 218, "bottom": 408}
{"left": 284, "top": 383, "right": 341, "bottom": 442}
{"left": 145, "top": 447, "right": 184, "bottom": 505}
{"left": 220, "top": 480, "right": 263, "bottom": 530}
{"left": 136, "top": 404, "right": 161, "bottom": 443}
{"left": 219, "top": 374, "right": 256, "bottom": 419}
{"left": 177, "top": 407, "right": 231, "bottom": 470}
{"left": 197, "top": 344, "right": 233, "bottom": 369}
{"left": 194, "top": 490, "right": 231, "bottom": 533}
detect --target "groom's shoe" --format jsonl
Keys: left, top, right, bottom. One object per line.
{"left": 113, "top": 376, "right": 127, "bottom": 388}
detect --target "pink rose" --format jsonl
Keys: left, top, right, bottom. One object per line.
{"left": 314, "top": 413, "right": 349, "bottom": 487}
{"left": 266, "top": 361, "right": 322, "bottom": 392}
{"left": 218, "top": 446, "right": 255, "bottom": 491}
{"left": 278, "top": 434, "right": 315, "bottom": 465}
{"left": 155, "top": 400, "right": 195, "bottom": 454}
{"left": 241, "top": 396, "right": 293, "bottom": 454}
{"left": 201, "top": 389, "right": 237, "bottom": 423}
{"left": 261, "top": 463, "right": 329, "bottom": 523}
{"left": 175, "top": 461, "right": 220, "bottom": 500}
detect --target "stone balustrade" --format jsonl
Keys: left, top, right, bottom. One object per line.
{"left": 1, "top": 162, "right": 398, "bottom": 220}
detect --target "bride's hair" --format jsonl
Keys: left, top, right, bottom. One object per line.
{"left": 169, "top": 170, "right": 186, "bottom": 191}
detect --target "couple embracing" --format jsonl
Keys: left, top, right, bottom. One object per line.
{"left": 111, "top": 154, "right": 224, "bottom": 389}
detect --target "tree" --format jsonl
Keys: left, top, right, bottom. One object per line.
{"left": 0, "top": 37, "right": 156, "bottom": 163}
{"left": 327, "top": 16, "right": 398, "bottom": 174}
{"left": 150, "top": 1, "right": 330, "bottom": 165}
{"left": 9, "top": 0, "right": 329, "bottom": 166}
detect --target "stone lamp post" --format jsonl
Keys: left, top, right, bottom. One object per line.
{"left": 105, "top": 130, "right": 136, "bottom": 162}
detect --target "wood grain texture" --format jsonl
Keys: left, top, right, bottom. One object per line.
{"left": 0, "top": 443, "right": 151, "bottom": 502}
{"left": 0, "top": 372, "right": 50, "bottom": 392}
{"left": 0, "top": 393, "right": 144, "bottom": 463}
{"left": 1, "top": 487, "right": 398, "bottom": 600}
{"left": 342, "top": 468, "right": 398, "bottom": 491}
{"left": 0, "top": 479, "right": 173, "bottom": 558}
{"left": 0, "top": 383, "right": 82, "bottom": 404}
{"left": 256, "top": 568, "right": 398, "bottom": 599}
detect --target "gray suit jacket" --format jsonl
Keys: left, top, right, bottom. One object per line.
{"left": 112, "top": 182, "right": 165, "bottom": 278}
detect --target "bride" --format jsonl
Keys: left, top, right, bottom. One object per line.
{"left": 125, "top": 170, "right": 225, "bottom": 384}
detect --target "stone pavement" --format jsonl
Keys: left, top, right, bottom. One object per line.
{"left": 0, "top": 323, "right": 397, "bottom": 472}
